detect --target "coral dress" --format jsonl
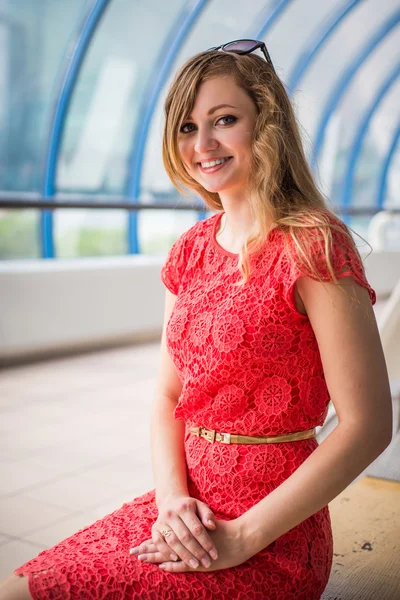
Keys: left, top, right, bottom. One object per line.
{"left": 15, "top": 211, "right": 376, "bottom": 599}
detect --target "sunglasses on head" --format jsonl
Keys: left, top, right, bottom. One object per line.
{"left": 208, "top": 38, "right": 275, "bottom": 72}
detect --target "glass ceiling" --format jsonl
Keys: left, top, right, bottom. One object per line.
{"left": 0, "top": 0, "right": 398, "bottom": 258}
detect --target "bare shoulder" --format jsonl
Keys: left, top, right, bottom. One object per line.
{"left": 296, "top": 275, "right": 392, "bottom": 441}
{"left": 295, "top": 275, "right": 374, "bottom": 321}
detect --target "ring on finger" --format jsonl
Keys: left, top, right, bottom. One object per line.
{"left": 160, "top": 529, "right": 173, "bottom": 539}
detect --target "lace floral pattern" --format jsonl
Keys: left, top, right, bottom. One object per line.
{"left": 14, "top": 211, "right": 375, "bottom": 599}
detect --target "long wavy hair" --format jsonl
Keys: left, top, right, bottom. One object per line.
{"left": 162, "top": 50, "right": 366, "bottom": 288}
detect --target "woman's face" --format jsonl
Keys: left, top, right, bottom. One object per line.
{"left": 177, "top": 75, "right": 258, "bottom": 196}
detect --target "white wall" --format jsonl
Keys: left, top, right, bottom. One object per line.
{"left": 0, "top": 252, "right": 399, "bottom": 366}
{"left": 0, "top": 256, "right": 165, "bottom": 364}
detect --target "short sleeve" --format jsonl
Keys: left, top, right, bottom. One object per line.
{"left": 160, "top": 233, "right": 187, "bottom": 295}
{"left": 283, "top": 216, "right": 376, "bottom": 314}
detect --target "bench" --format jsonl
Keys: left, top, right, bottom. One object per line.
{"left": 322, "top": 475, "right": 400, "bottom": 599}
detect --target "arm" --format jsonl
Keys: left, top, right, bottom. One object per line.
{"left": 151, "top": 288, "right": 188, "bottom": 507}
{"left": 238, "top": 276, "right": 393, "bottom": 555}
{"left": 143, "top": 289, "right": 219, "bottom": 568}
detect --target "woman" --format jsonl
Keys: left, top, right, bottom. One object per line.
{"left": 2, "top": 40, "right": 392, "bottom": 600}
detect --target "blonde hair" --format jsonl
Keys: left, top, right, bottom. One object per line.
{"left": 162, "top": 50, "right": 366, "bottom": 288}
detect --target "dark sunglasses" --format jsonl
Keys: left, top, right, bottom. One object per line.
{"left": 208, "top": 38, "right": 275, "bottom": 72}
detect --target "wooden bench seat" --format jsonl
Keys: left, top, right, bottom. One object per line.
{"left": 322, "top": 476, "right": 400, "bottom": 599}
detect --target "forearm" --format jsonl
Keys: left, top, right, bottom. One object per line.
{"left": 239, "top": 422, "right": 391, "bottom": 555}
{"left": 151, "top": 396, "right": 188, "bottom": 508}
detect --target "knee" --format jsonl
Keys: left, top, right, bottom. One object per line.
{"left": 0, "top": 573, "right": 32, "bottom": 600}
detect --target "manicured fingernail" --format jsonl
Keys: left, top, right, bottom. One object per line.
{"left": 129, "top": 548, "right": 138, "bottom": 555}
{"left": 137, "top": 554, "right": 146, "bottom": 561}
{"left": 210, "top": 549, "right": 218, "bottom": 560}
{"left": 159, "top": 564, "right": 167, "bottom": 569}
{"left": 170, "top": 553, "right": 178, "bottom": 561}
{"left": 208, "top": 520, "right": 215, "bottom": 526}
{"left": 189, "top": 559, "right": 199, "bottom": 568}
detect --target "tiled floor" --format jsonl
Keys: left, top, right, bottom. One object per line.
{"left": 1, "top": 340, "right": 399, "bottom": 582}
{"left": 0, "top": 343, "right": 159, "bottom": 579}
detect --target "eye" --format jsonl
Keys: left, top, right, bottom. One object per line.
{"left": 179, "top": 115, "right": 237, "bottom": 134}
{"left": 179, "top": 122, "right": 196, "bottom": 134}
{"left": 216, "top": 115, "right": 237, "bottom": 126}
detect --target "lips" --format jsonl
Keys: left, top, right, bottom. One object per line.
{"left": 198, "top": 156, "right": 231, "bottom": 166}
{"left": 198, "top": 157, "right": 233, "bottom": 174}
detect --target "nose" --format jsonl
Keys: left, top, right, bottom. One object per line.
{"left": 194, "top": 126, "right": 218, "bottom": 155}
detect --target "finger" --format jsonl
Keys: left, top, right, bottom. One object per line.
{"left": 196, "top": 504, "right": 217, "bottom": 531}
{"left": 152, "top": 527, "right": 202, "bottom": 569}
{"left": 138, "top": 550, "right": 177, "bottom": 564}
{"left": 152, "top": 526, "right": 196, "bottom": 565}
{"left": 158, "top": 560, "right": 207, "bottom": 573}
{"left": 161, "top": 519, "right": 213, "bottom": 569}
{"left": 181, "top": 513, "right": 218, "bottom": 561}
{"left": 130, "top": 540, "right": 174, "bottom": 561}
{"left": 129, "top": 538, "right": 154, "bottom": 555}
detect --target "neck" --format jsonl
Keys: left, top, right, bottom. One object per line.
{"left": 217, "top": 199, "right": 255, "bottom": 237}
{"left": 216, "top": 203, "right": 276, "bottom": 253}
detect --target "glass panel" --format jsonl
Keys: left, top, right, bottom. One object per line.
{"left": 55, "top": 209, "right": 127, "bottom": 258}
{"left": 351, "top": 79, "right": 400, "bottom": 211}
{"left": 0, "top": 0, "right": 90, "bottom": 192}
{"left": 320, "top": 30, "right": 399, "bottom": 209}
{"left": 55, "top": 0, "right": 186, "bottom": 256}
{"left": 385, "top": 146, "right": 400, "bottom": 210}
{"left": 0, "top": 209, "right": 40, "bottom": 259}
{"left": 294, "top": 0, "right": 396, "bottom": 145}
{"left": 56, "top": 0, "right": 186, "bottom": 195}
{"left": 0, "top": 0, "right": 90, "bottom": 259}
{"left": 265, "top": 0, "right": 336, "bottom": 82}
{"left": 278, "top": 0, "right": 398, "bottom": 237}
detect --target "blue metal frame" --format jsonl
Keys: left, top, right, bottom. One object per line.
{"left": 287, "top": 0, "right": 362, "bottom": 94}
{"left": 40, "top": 0, "right": 111, "bottom": 258}
{"left": 377, "top": 122, "right": 400, "bottom": 210}
{"left": 126, "top": 0, "right": 209, "bottom": 254}
{"left": 254, "top": 0, "right": 293, "bottom": 38}
{"left": 341, "top": 63, "right": 400, "bottom": 209}
{"left": 312, "top": 10, "right": 400, "bottom": 169}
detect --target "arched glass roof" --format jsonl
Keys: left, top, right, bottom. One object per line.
{"left": 0, "top": 0, "right": 398, "bottom": 258}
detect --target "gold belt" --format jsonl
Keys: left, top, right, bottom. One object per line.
{"left": 189, "top": 425, "right": 316, "bottom": 445}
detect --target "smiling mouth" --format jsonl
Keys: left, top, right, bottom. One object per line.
{"left": 198, "top": 157, "right": 233, "bottom": 173}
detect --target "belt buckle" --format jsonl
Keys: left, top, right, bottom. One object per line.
{"left": 200, "top": 427, "right": 216, "bottom": 443}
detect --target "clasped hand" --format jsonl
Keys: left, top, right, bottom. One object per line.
{"left": 129, "top": 494, "right": 250, "bottom": 573}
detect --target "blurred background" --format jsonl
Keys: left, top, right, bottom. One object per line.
{"left": 0, "top": 0, "right": 399, "bottom": 364}
{"left": 0, "top": 0, "right": 399, "bottom": 586}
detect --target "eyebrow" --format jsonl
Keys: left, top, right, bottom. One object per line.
{"left": 187, "top": 104, "right": 237, "bottom": 119}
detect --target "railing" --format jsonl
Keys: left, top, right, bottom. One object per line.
{"left": 1, "top": 192, "right": 399, "bottom": 260}
{"left": 0, "top": 192, "right": 205, "bottom": 212}
{"left": 1, "top": 192, "right": 399, "bottom": 215}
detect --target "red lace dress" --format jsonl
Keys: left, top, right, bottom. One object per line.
{"left": 14, "top": 211, "right": 376, "bottom": 599}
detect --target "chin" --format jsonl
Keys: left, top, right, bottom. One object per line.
{"left": 203, "top": 182, "right": 239, "bottom": 195}
{"left": 198, "top": 178, "right": 232, "bottom": 194}
{"left": 191, "top": 179, "right": 221, "bottom": 194}
{"left": 202, "top": 184, "right": 224, "bottom": 194}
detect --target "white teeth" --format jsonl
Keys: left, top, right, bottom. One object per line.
{"left": 200, "top": 157, "right": 230, "bottom": 168}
